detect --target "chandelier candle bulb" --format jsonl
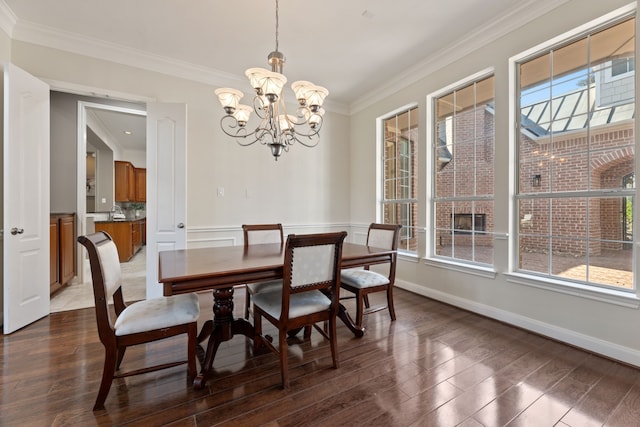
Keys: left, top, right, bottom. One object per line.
{"left": 215, "top": 0, "right": 329, "bottom": 160}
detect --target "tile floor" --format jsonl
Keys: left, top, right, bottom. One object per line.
{"left": 50, "top": 247, "right": 147, "bottom": 312}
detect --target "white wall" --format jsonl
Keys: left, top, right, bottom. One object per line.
{"left": 9, "top": 39, "right": 351, "bottom": 232}
{"left": 349, "top": 0, "right": 640, "bottom": 366}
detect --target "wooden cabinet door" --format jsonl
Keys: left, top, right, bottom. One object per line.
{"left": 132, "top": 222, "right": 141, "bottom": 254}
{"left": 115, "top": 161, "right": 135, "bottom": 202}
{"left": 134, "top": 168, "right": 146, "bottom": 202}
{"left": 50, "top": 217, "right": 59, "bottom": 292}
{"left": 59, "top": 215, "right": 75, "bottom": 285}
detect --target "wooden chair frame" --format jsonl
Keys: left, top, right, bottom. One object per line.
{"left": 242, "top": 223, "right": 284, "bottom": 319}
{"left": 253, "top": 231, "right": 347, "bottom": 388}
{"left": 78, "top": 232, "right": 198, "bottom": 410}
{"left": 340, "top": 223, "right": 402, "bottom": 328}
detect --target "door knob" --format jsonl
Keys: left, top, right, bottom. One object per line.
{"left": 10, "top": 227, "right": 24, "bottom": 235}
{"left": 177, "top": 223, "right": 185, "bottom": 229}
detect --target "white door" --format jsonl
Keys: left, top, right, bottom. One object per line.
{"left": 145, "top": 103, "right": 186, "bottom": 299}
{"left": 3, "top": 63, "right": 50, "bottom": 333}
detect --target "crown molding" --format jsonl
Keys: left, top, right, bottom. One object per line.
{"left": 8, "top": 16, "right": 350, "bottom": 115}
{"left": 0, "top": 0, "right": 16, "bottom": 38}
{"left": 12, "top": 19, "right": 246, "bottom": 87}
{"left": 349, "top": 0, "right": 571, "bottom": 114}
{"left": 2, "top": 0, "right": 565, "bottom": 117}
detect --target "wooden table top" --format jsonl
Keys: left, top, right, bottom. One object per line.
{"left": 158, "top": 242, "right": 395, "bottom": 294}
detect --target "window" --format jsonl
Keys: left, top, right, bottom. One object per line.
{"left": 431, "top": 74, "right": 495, "bottom": 265}
{"left": 516, "top": 17, "right": 635, "bottom": 291}
{"left": 381, "top": 106, "right": 418, "bottom": 253}
{"left": 611, "top": 57, "right": 635, "bottom": 77}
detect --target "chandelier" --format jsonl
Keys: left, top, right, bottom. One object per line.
{"left": 214, "top": 0, "right": 329, "bottom": 160}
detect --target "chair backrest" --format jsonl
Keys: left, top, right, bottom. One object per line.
{"left": 366, "top": 223, "right": 402, "bottom": 281}
{"left": 280, "top": 231, "right": 347, "bottom": 319}
{"left": 366, "top": 223, "right": 402, "bottom": 250}
{"left": 78, "top": 231, "right": 127, "bottom": 343}
{"left": 242, "top": 223, "right": 284, "bottom": 248}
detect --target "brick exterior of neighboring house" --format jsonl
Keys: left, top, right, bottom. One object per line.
{"left": 435, "top": 81, "right": 634, "bottom": 258}
{"left": 519, "top": 122, "right": 634, "bottom": 256}
{"left": 435, "top": 106, "right": 495, "bottom": 250}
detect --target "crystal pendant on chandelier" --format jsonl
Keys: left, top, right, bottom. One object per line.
{"left": 214, "top": 0, "right": 329, "bottom": 160}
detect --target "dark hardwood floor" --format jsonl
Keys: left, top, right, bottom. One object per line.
{"left": 2, "top": 288, "right": 640, "bottom": 426}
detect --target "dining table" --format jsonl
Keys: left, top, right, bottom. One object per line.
{"left": 158, "top": 241, "right": 396, "bottom": 388}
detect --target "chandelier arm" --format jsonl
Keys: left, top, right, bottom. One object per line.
{"left": 215, "top": 0, "right": 328, "bottom": 159}
{"left": 219, "top": 116, "right": 261, "bottom": 146}
{"left": 291, "top": 134, "right": 320, "bottom": 148}
{"left": 289, "top": 123, "right": 322, "bottom": 138}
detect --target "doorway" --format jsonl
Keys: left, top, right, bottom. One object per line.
{"left": 50, "top": 98, "right": 147, "bottom": 312}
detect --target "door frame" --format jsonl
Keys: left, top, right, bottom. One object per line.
{"left": 75, "top": 101, "right": 147, "bottom": 285}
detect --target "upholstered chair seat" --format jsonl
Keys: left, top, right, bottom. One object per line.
{"left": 252, "top": 288, "right": 331, "bottom": 319}
{"left": 114, "top": 293, "right": 200, "bottom": 336}
{"left": 78, "top": 231, "right": 199, "bottom": 411}
{"left": 253, "top": 231, "right": 347, "bottom": 388}
{"left": 340, "top": 269, "right": 389, "bottom": 289}
{"left": 246, "top": 280, "right": 282, "bottom": 298}
{"left": 340, "top": 223, "right": 401, "bottom": 329}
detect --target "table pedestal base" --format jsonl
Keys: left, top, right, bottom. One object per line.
{"left": 337, "top": 304, "right": 365, "bottom": 338}
{"left": 193, "top": 287, "right": 256, "bottom": 389}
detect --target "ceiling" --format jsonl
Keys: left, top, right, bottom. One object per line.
{"left": 86, "top": 107, "right": 146, "bottom": 152}
{"left": 2, "top": 0, "right": 566, "bottom": 150}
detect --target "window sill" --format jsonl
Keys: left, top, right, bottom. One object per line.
{"left": 423, "top": 257, "right": 497, "bottom": 279}
{"left": 506, "top": 272, "right": 640, "bottom": 309}
{"left": 398, "top": 252, "right": 419, "bottom": 263}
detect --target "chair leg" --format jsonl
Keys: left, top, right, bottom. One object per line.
{"left": 94, "top": 348, "right": 118, "bottom": 411}
{"left": 303, "top": 325, "right": 312, "bottom": 339}
{"left": 355, "top": 290, "right": 365, "bottom": 328}
{"left": 363, "top": 294, "right": 371, "bottom": 309}
{"left": 329, "top": 316, "right": 339, "bottom": 369}
{"left": 244, "top": 286, "right": 251, "bottom": 320}
{"left": 387, "top": 286, "right": 396, "bottom": 321}
{"left": 279, "top": 329, "right": 289, "bottom": 389}
{"left": 253, "top": 310, "right": 263, "bottom": 353}
{"left": 187, "top": 322, "right": 197, "bottom": 381}
{"left": 115, "top": 346, "right": 126, "bottom": 370}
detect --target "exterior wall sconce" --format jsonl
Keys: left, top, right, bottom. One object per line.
{"left": 532, "top": 174, "right": 542, "bottom": 187}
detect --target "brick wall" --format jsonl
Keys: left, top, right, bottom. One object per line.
{"left": 518, "top": 124, "right": 634, "bottom": 256}
{"left": 436, "top": 107, "right": 494, "bottom": 248}
{"left": 435, "top": 103, "right": 634, "bottom": 257}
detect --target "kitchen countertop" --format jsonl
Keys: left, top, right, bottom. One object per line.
{"left": 94, "top": 217, "right": 146, "bottom": 224}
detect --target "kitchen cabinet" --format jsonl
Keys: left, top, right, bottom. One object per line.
{"left": 50, "top": 213, "right": 76, "bottom": 294}
{"left": 114, "top": 160, "right": 135, "bottom": 202}
{"left": 135, "top": 167, "right": 146, "bottom": 202}
{"left": 94, "top": 219, "right": 145, "bottom": 262}
{"left": 115, "top": 161, "right": 146, "bottom": 203}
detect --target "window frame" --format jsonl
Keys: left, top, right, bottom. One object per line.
{"left": 508, "top": 4, "right": 639, "bottom": 304}
{"left": 377, "top": 104, "right": 419, "bottom": 254}
{"left": 426, "top": 67, "right": 496, "bottom": 269}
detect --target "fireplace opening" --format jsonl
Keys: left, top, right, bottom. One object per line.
{"left": 452, "top": 213, "right": 486, "bottom": 234}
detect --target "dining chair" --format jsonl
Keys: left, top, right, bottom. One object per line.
{"left": 242, "top": 223, "right": 285, "bottom": 319}
{"left": 252, "top": 231, "right": 347, "bottom": 388}
{"left": 78, "top": 231, "right": 200, "bottom": 411}
{"left": 340, "top": 223, "right": 402, "bottom": 328}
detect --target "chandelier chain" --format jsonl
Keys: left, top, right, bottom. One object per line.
{"left": 275, "top": 0, "right": 279, "bottom": 53}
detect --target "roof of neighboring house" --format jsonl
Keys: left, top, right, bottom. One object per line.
{"left": 520, "top": 86, "right": 635, "bottom": 138}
